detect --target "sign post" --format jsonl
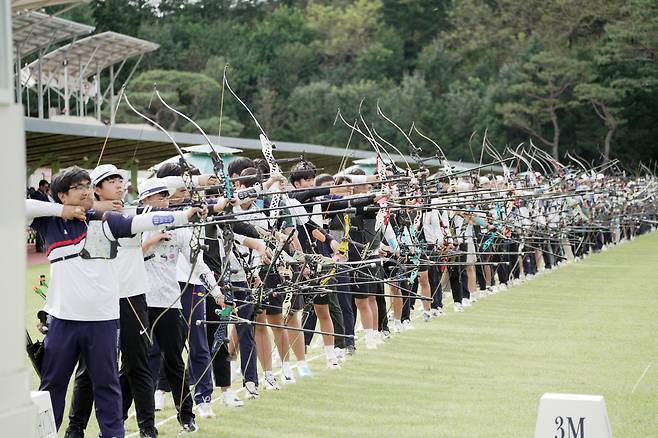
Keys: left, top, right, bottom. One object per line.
{"left": 535, "top": 393, "right": 612, "bottom": 438}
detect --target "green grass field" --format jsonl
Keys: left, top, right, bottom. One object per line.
{"left": 26, "top": 232, "right": 658, "bottom": 437}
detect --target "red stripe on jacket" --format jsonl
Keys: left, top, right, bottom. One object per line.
{"left": 46, "top": 232, "right": 87, "bottom": 256}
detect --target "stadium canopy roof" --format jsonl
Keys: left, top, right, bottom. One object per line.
{"left": 12, "top": 10, "right": 94, "bottom": 58}
{"left": 25, "top": 31, "right": 159, "bottom": 89}
{"left": 24, "top": 117, "right": 503, "bottom": 176}
{"left": 11, "top": 0, "right": 88, "bottom": 14}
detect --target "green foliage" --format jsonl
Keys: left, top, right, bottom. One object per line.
{"left": 497, "top": 49, "right": 590, "bottom": 157}
{"left": 74, "top": 0, "right": 657, "bottom": 167}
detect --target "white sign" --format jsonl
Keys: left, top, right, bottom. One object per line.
{"left": 535, "top": 393, "right": 612, "bottom": 438}
{"left": 30, "top": 391, "right": 57, "bottom": 438}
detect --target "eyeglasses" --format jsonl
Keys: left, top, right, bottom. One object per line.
{"left": 69, "top": 184, "right": 92, "bottom": 192}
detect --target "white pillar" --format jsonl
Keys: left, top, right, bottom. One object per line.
{"left": 63, "top": 58, "right": 69, "bottom": 115}
{"left": 109, "top": 64, "right": 115, "bottom": 124}
{"left": 95, "top": 65, "right": 101, "bottom": 121}
{"left": 0, "top": 0, "right": 37, "bottom": 434}
{"left": 37, "top": 51, "right": 43, "bottom": 119}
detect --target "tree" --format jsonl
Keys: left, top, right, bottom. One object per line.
{"left": 116, "top": 70, "right": 224, "bottom": 132}
{"left": 496, "top": 49, "right": 589, "bottom": 158}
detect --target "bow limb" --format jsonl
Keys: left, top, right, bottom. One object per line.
{"left": 154, "top": 87, "right": 232, "bottom": 198}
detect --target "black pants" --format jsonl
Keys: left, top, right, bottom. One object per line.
{"left": 428, "top": 263, "right": 443, "bottom": 309}
{"left": 328, "top": 292, "right": 346, "bottom": 349}
{"left": 66, "top": 294, "right": 155, "bottom": 432}
{"left": 148, "top": 307, "right": 194, "bottom": 424}
{"left": 119, "top": 295, "right": 155, "bottom": 430}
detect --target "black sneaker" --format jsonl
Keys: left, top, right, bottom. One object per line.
{"left": 64, "top": 426, "right": 85, "bottom": 438}
{"left": 179, "top": 420, "right": 198, "bottom": 434}
{"left": 139, "top": 426, "right": 159, "bottom": 438}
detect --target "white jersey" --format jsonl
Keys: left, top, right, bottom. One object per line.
{"left": 26, "top": 200, "right": 189, "bottom": 321}
{"left": 143, "top": 227, "right": 219, "bottom": 309}
{"left": 114, "top": 206, "right": 148, "bottom": 298}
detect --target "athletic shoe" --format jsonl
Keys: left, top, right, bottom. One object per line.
{"left": 402, "top": 320, "right": 415, "bottom": 330}
{"left": 387, "top": 310, "right": 394, "bottom": 322}
{"left": 422, "top": 311, "right": 431, "bottom": 322}
{"left": 365, "top": 335, "right": 377, "bottom": 350}
{"left": 196, "top": 402, "right": 215, "bottom": 419}
{"left": 393, "top": 320, "right": 403, "bottom": 333}
{"left": 179, "top": 420, "right": 198, "bottom": 434}
{"left": 334, "top": 347, "right": 347, "bottom": 363}
{"left": 498, "top": 283, "right": 507, "bottom": 291}
{"left": 326, "top": 358, "right": 341, "bottom": 369}
{"left": 263, "top": 373, "right": 280, "bottom": 390}
{"left": 154, "top": 389, "right": 165, "bottom": 411}
{"left": 429, "top": 308, "right": 444, "bottom": 317}
{"left": 471, "top": 292, "right": 479, "bottom": 302}
{"left": 281, "top": 368, "right": 296, "bottom": 385}
{"left": 221, "top": 390, "right": 244, "bottom": 408}
{"left": 63, "top": 426, "right": 84, "bottom": 438}
{"left": 453, "top": 302, "right": 463, "bottom": 312}
{"left": 461, "top": 298, "right": 472, "bottom": 307}
{"left": 381, "top": 330, "right": 391, "bottom": 340}
{"left": 297, "top": 364, "right": 313, "bottom": 377}
{"left": 139, "top": 426, "right": 158, "bottom": 438}
{"left": 374, "top": 331, "right": 385, "bottom": 345}
{"left": 244, "top": 381, "right": 260, "bottom": 399}
{"left": 346, "top": 345, "right": 356, "bottom": 355}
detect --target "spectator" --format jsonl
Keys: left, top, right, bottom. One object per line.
{"left": 30, "top": 180, "right": 52, "bottom": 252}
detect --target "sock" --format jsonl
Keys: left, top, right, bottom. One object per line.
{"left": 297, "top": 360, "right": 307, "bottom": 369}
{"left": 281, "top": 361, "right": 292, "bottom": 376}
{"left": 324, "top": 345, "right": 336, "bottom": 360}
{"left": 264, "top": 370, "right": 273, "bottom": 379}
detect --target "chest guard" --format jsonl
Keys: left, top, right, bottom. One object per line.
{"left": 79, "top": 220, "right": 118, "bottom": 260}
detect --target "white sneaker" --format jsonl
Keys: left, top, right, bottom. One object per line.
{"left": 393, "top": 320, "right": 403, "bottom": 333}
{"left": 498, "top": 283, "right": 507, "bottom": 291}
{"left": 297, "top": 364, "right": 313, "bottom": 378}
{"left": 471, "top": 291, "right": 479, "bottom": 302}
{"left": 461, "top": 298, "right": 472, "bottom": 307}
{"left": 196, "top": 402, "right": 215, "bottom": 419}
{"left": 221, "top": 390, "right": 244, "bottom": 408}
{"left": 281, "top": 364, "right": 296, "bottom": 384}
{"left": 365, "top": 333, "right": 378, "bottom": 350}
{"left": 263, "top": 373, "right": 280, "bottom": 390}
{"left": 402, "top": 320, "right": 415, "bottom": 330}
{"left": 154, "top": 390, "right": 165, "bottom": 411}
{"left": 429, "top": 308, "right": 444, "bottom": 317}
{"left": 244, "top": 381, "right": 260, "bottom": 400}
{"left": 422, "top": 310, "right": 431, "bottom": 322}
{"left": 380, "top": 330, "right": 391, "bottom": 340}
{"left": 326, "top": 358, "right": 341, "bottom": 369}
{"left": 334, "top": 347, "right": 347, "bottom": 363}
{"left": 453, "top": 302, "right": 463, "bottom": 312}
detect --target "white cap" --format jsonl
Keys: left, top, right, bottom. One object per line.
{"left": 138, "top": 178, "right": 174, "bottom": 201}
{"left": 90, "top": 164, "right": 128, "bottom": 186}
{"left": 457, "top": 181, "right": 473, "bottom": 192}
